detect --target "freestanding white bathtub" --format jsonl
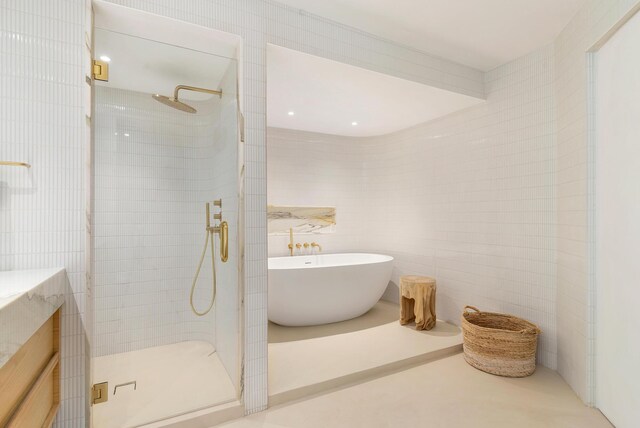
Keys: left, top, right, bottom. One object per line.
{"left": 268, "top": 253, "right": 394, "bottom": 326}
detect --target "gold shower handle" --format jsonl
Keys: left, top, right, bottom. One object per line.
{"left": 219, "top": 221, "right": 229, "bottom": 263}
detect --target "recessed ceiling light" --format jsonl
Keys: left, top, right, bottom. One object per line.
{"left": 288, "top": 111, "right": 295, "bottom": 116}
{"left": 352, "top": 121, "right": 358, "bottom": 126}
{"left": 100, "top": 55, "right": 111, "bottom": 62}
{"left": 124, "top": 133, "right": 130, "bottom": 137}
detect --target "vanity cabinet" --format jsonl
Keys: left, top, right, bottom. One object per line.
{"left": 0, "top": 310, "right": 60, "bottom": 427}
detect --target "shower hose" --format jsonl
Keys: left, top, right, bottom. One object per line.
{"left": 190, "top": 228, "right": 217, "bottom": 316}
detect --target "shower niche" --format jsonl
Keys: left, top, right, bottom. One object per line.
{"left": 90, "top": 3, "right": 243, "bottom": 427}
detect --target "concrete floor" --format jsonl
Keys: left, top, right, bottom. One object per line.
{"left": 93, "top": 341, "right": 236, "bottom": 428}
{"left": 268, "top": 301, "right": 462, "bottom": 404}
{"left": 221, "top": 353, "right": 611, "bottom": 428}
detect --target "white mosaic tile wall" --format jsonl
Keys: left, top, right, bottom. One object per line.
{"left": 267, "top": 46, "right": 557, "bottom": 368}
{"left": 363, "top": 46, "right": 557, "bottom": 368}
{"left": 0, "top": 0, "right": 89, "bottom": 426}
{"left": 93, "top": 86, "right": 221, "bottom": 356}
{"left": 554, "top": 0, "right": 640, "bottom": 405}
{"left": 266, "top": 128, "right": 366, "bottom": 257}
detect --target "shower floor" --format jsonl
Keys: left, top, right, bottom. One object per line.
{"left": 92, "top": 341, "right": 237, "bottom": 428}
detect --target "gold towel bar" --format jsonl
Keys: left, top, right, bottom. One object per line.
{"left": 0, "top": 161, "right": 31, "bottom": 168}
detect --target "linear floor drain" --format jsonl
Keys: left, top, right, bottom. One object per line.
{"left": 113, "top": 381, "right": 137, "bottom": 395}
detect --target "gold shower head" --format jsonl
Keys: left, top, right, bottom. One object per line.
{"left": 152, "top": 94, "right": 197, "bottom": 113}
{"left": 152, "top": 85, "right": 222, "bottom": 114}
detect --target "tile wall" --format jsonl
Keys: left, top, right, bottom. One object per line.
{"left": 267, "top": 46, "right": 557, "bottom": 367}
{"left": 0, "top": 1, "right": 89, "bottom": 426}
{"left": 266, "top": 128, "right": 366, "bottom": 257}
{"left": 363, "top": 46, "right": 557, "bottom": 368}
{"left": 92, "top": 86, "right": 219, "bottom": 356}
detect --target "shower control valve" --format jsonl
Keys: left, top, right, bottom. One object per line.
{"left": 214, "top": 213, "right": 222, "bottom": 221}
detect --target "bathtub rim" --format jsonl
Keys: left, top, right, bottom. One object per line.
{"left": 268, "top": 252, "right": 394, "bottom": 270}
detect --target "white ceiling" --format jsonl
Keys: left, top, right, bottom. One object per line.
{"left": 94, "top": 28, "right": 234, "bottom": 100}
{"left": 93, "top": 1, "right": 240, "bottom": 101}
{"left": 274, "top": 0, "right": 585, "bottom": 71}
{"left": 267, "top": 45, "right": 483, "bottom": 137}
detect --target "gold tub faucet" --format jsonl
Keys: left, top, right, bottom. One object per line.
{"left": 311, "top": 242, "right": 322, "bottom": 252}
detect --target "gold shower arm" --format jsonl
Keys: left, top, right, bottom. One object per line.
{"left": 0, "top": 161, "right": 30, "bottom": 168}
{"left": 174, "top": 85, "right": 222, "bottom": 99}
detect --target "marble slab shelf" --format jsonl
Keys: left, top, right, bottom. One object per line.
{"left": 268, "top": 205, "right": 336, "bottom": 234}
{"left": 0, "top": 268, "right": 68, "bottom": 368}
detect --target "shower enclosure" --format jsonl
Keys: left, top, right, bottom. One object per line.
{"left": 90, "top": 25, "right": 242, "bottom": 427}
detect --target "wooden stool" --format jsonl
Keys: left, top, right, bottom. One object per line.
{"left": 399, "top": 275, "right": 436, "bottom": 330}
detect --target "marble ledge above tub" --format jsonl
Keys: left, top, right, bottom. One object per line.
{"left": 0, "top": 268, "right": 68, "bottom": 368}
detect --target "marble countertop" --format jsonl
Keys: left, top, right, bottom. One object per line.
{"left": 0, "top": 268, "right": 68, "bottom": 368}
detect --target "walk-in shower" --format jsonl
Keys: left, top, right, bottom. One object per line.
{"left": 91, "top": 15, "right": 242, "bottom": 427}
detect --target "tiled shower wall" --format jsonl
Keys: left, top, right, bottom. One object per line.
{"left": 93, "top": 86, "right": 220, "bottom": 356}
{"left": 0, "top": 1, "right": 89, "bottom": 426}
{"left": 266, "top": 46, "right": 557, "bottom": 368}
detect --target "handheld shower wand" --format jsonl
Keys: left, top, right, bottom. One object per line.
{"left": 190, "top": 200, "right": 229, "bottom": 316}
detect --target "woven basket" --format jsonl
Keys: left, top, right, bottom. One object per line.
{"left": 461, "top": 306, "right": 541, "bottom": 377}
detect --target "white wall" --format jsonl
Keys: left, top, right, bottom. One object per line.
{"left": 0, "top": 1, "right": 89, "bottom": 425}
{"left": 555, "top": 0, "right": 640, "bottom": 404}
{"left": 365, "top": 46, "right": 557, "bottom": 367}
{"left": 267, "top": 128, "right": 366, "bottom": 257}
{"left": 595, "top": 9, "right": 640, "bottom": 427}
{"left": 93, "top": 86, "right": 220, "bottom": 356}
{"left": 267, "top": 46, "right": 557, "bottom": 368}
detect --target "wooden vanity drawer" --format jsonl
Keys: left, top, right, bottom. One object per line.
{"left": 0, "top": 310, "right": 60, "bottom": 427}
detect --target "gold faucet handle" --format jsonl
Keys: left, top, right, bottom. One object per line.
{"left": 213, "top": 213, "right": 222, "bottom": 220}
{"left": 295, "top": 243, "right": 302, "bottom": 249}
{"left": 303, "top": 243, "right": 309, "bottom": 248}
